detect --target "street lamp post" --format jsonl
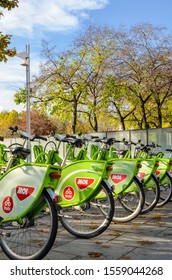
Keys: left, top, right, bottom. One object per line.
{"left": 23, "top": 44, "right": 30, "bottom": 136}
{"left": 17, "top": 44, "right": 31, "bottom": 160}
{"left": 17, "top": 44, "right": 31, "bottom": 135}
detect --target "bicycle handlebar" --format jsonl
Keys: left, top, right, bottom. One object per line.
{"left": 94, "top": 137, "right": 117, "bottom": 145}
{"left": 166, "top": 149, "right": 172, "bottom": 153}
{"left": 61, "top": 137, "right": 84, "bottom": 147}
{"left": 32, "top": 134, "right": 47, "bottom": 141}
{"left": 66, "top": 134, "right": 76, "bottom": 139}
{"left": 9, "top": 125, "right": 18, "bottom": 134}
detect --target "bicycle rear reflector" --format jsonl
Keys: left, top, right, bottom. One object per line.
{"left": 54, "top": 195, "right": 61, "bottom": 203}
{"left": 49, "top": 172, "right": 61, "bottom": 179}
{"left": 106, "top": 166, "right": 113, "bottom": 171}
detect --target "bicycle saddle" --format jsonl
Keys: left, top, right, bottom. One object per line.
{"left": 4, "top": 146, "right": 31, "bottom": 159}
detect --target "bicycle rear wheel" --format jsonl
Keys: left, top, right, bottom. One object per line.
{"left": 156, "top": 171, "right": 172, "bottom": 207}
{"left": 141, "top": 173, "right": 160, "bottom": 214}
{"left": 44, "top": 141, "right": 57, "bottom": 153}
{"left": 0, "top": 189, "right": 58, "bottom": 260}
{"left": 112, "top": 175, "right": 145, "bottom": 223}
{"left": 59, "top": 180, "right": 114, "bottom": 238}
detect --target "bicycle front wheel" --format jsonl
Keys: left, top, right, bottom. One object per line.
{"left": 0, "top": 189, "right": 58, "bottom": 260}
{"left": 113, "top": 175, "right": 145, "bottom": 223}
{"left": 141, "top": 173, "right": 160, "bottom": 214}
{"left": 156, "top": 171, "right": 172, "bottom": 207}
{"left": 59, "top": 180, "right": 114, "bottom": 238}
{"left": 44, "top": 141, "right": 57, "bottom": 153}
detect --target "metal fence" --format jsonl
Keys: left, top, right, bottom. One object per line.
{"left": 82, "top": 127, "right": 172, "bottom": 158}
{"left": 2, "top": 127, "right": 172, "bottom": 161}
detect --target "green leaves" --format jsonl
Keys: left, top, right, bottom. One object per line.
{"left": 0, "top": 0, "right": 19, "bottom": 62}
{"left": 15, "top": 24, "right": 172, "bottom": 133}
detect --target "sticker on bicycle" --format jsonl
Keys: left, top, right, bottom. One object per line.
{"left": 16, "top": 186, "right": 35, "bottom": 201}
{"left": 63, "top": 186, "right": 75, "bottom": 200}
{"left": 110, "top": 174, "right": 128, "bottom": 184}
{"left": 2, "top": 196, "right": 14, "bottom": 213}
{"left": 137, "top": 172, "right": 146, "bottom": 178}
{"left": 75, "top": 177, "right": 95, "bottom": 190}
{"left": 155, "top": 170, "right": 161, "bottom": 176}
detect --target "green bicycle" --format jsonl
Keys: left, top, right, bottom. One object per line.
{"left": 0, "top": 131, "right": 62, "bottom": 260}
{"left": 41, "top": 134, "right": 145, "bottom": 223}
{"left": 34, "top": 134, "right": 115, "bottom": 239}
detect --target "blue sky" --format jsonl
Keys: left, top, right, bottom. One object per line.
{"left": 0, "top": 0, "right": 172, "bottom": 112}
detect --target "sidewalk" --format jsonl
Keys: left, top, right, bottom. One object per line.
{"left": 0, "top": 202, "right": 172, "bottom": 260}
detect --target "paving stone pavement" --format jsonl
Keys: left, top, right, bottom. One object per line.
{"left": 0, "top": 202, "right": 172, "bottom": 260}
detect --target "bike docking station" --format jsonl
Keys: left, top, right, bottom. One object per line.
{"left": 0, "top": 130, "right": 172, "bottom": 280}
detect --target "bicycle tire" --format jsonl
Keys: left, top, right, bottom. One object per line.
{"left": 0, "top": 189, "right": 58, "bottom": 260}
{"left": 8, "top": 143, "right": 22, "bottom": 148}
{"left": 112, "top": 175, "right": 145, "bottom": 223}
{"left": 156, "top": 171, "right": 172, "bottom": 207}
{"left": 141, "top": 173, "right": 160, "bottom": 214}
{"left": 58, "top": 180, "right": 114, "bottom": 239}
{"left": 44, "top": 141, "right": 57, "bottom": 153}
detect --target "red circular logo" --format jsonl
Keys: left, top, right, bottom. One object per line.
{"left": 2, "top": 196, "right": 14, "bottom": 213}
{"left": 63, "top": 186, "right": 75, "bottom": 200}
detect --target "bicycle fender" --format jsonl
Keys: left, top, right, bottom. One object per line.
{"left": 0, "top": 164, "right": 59, "bottom": 221}
{"left": 55, "top": 160, "right": 107, "bottom": 207}
{"left": 107, "top": 159, "right": 140, "bottom": 194}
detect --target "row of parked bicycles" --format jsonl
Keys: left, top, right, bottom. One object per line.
{"left": 0, "top": 127, "right": 171, "bottom": 260}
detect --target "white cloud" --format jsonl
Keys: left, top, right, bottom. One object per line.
{"left": 0, "top": 55, "right": 40, "bottom": 83}
{"left": 0, "top": 0, "right": 109, "bottom": 36}
{"left": 0, "top": 0, "right": 109, "bottom": 112}
{"left": 0, "top": 56, "right": 40, "bottom": 112}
